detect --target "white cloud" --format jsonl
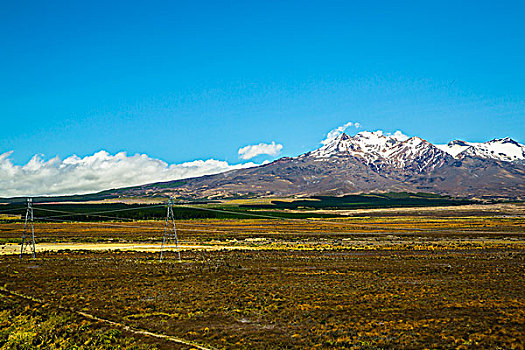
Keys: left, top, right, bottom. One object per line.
{"left": 321, "top": 121, "right": 360, "bottom": 145}
{"left": 238, "top": 142, "right": 283, "bottom": 160}
{"left": 0, "top": 150, "right": 258, "bottom": 197}
{"left": 391, "top": 130, "right": 409, "bottom": 141}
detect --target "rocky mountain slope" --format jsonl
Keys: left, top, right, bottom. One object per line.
{"left": 115, "top": 132, "right": 525, "bottom": 200}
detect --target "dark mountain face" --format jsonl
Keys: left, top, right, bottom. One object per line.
{"left": 117, "top": 132, "right": 525, "bottom": 200}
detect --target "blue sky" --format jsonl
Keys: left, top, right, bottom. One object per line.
{"left": 1, "top": 0, "right": 524, "bottom": 167}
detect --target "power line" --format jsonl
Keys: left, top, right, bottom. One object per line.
{"left": 172, "top": 204, "right": 401, "bottom": 229}
{"left": 173, "top": 204, "right": 306, "bottom": 221}
{"left": 35, "top": 207, "right": 139, "bottom": 222}
{"left": 28, "top": 200, "right": 430, "bottom": 234}
{"left": 34, "top": 210, "right": 337, "bottom": 233}
{"left": 33, "top": 203, "right": 415, "bottom": 231}
{"left": 32, "top": 216, "right": 234, "bottom": 234}
{"left": 30, "top": 216, "right": 355, "bottom": 235}
{"left": 33, "top": 217, "right": 162, "bottom": 230}
{"left": 32, "top": 200, "right": 345, "bottom": 225}
{"left": 32, "top": 204, "right": 166, "bottom": 220}
{"left": 33, "top": 203, "right": 335, "bottom": 227}
{"left": 0, "top": 207, "right": 26, "bottom": 214}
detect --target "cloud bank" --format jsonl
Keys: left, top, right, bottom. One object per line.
{"left": 321, "top": 121, "right": 360, "bottom": 145}
{"left": 238, "top": 142, "right": 283, "bottom": 160}
{"left": 0, "top": 151, "right": 258, "bottom": 197}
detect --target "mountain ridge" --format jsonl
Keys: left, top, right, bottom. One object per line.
{"left": 4, "top": 131, "right": 523, "bottom": 201}
{"left": 109, "top": 131, "right": 524, "bottom": 200}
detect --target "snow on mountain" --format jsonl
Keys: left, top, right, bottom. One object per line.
{"left": 438, "top": 138, "right": 525, "bottom": 162}
{"left": 350, "top": 131, "right": 409, "bottom": 160}
{"left": 307, "top": 131, "right": 451, "bottom": 172}
{"left": 306, "top": 131, "right": 524, "bottom": 173}
{"left": 436, "top": 140, "right": 472, "bottom": 157}
{"left": 308, "top": 130, "right": 408, "bottom": 161}
{"left": 459, "top": 138, "right": 525, "bottom": 162}
{"left": 386, "top": 136, "right": 452, "bottom": 171}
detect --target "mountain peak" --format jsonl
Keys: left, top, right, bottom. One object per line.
{"left": 338, "top": 132, "right": 351, "bottom": 141}
{"left": 460, "top": 137, "right": 524, "bottom": 161}
{"left": 308, "top": 130, "right": 449, "bottom": 172}
{"left": 436, "top": 137, "right": 524, "bottom": 162}
{"left": 447, "top": 140, "right": 470, "bottom": 147}
{"left": 405, "top": 136, "right": 427, "bottom": 144}
{"left": 489, "top": 137, "right": 519, "bottom": 145}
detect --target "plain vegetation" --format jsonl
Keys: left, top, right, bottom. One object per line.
{"left": 0, "top": 201, "right": 523, "bottom": 349}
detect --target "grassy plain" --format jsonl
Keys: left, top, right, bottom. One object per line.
{"left": 0, "top": 205, "right": 524, "bottom": 349}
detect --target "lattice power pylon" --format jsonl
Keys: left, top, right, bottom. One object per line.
{"left": 20, "top": 198, "right": 36, "bottom": 259}
{"left": 160, "top": 197, "right": 181, "bottom": 261}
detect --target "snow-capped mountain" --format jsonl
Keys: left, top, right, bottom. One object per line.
{"left": 437, "top": 137, "right": 525, "bottom": 162}
{"left": 99, "top": 130, "right": 525, "bottom": 200}
{"left": 311, "top": 131, "right": 524, "bottom": 166}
